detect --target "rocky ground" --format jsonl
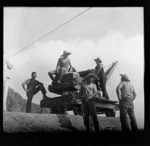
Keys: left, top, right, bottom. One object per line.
{"left": 2, "top": 112, "right": 145, "bottom": 145}
{"left": 5, "top": 87, "right": 121, "bottom": 133}
{"left": 7, "top": 87, "right": 50, "bottom": 113}
{"left": 2, "top": 88, "right": 145, "bottom": 145}
{"left": 3, "top": 111, "right": 121, "bottom": 133}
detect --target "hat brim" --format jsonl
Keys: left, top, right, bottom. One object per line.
{"left": 94, "top": 59, "right": 102, "bottom": 62}
{"left": 120, "top": 74, "right": 124, "bottom": 76}
{"left": 120, "top": 74, "right": 130, "bottom": 81}
{"left": 62, "top": 53, "right": 71, "bottom": 56}
{"left": 84, "top": 73, "right": 97, "bottom": 81}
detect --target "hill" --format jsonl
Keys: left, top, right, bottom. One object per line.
{"left": 6, "top": 87, "right": 49, "bottom": 113}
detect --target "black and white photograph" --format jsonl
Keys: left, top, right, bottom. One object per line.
{"left": 3, "top": 6, "right": 145, "bottom": 144}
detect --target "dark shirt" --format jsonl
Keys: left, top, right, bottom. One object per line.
{"left": 23, "top": 78, "right": 42, "bottom": 93}
{"left": 95, "top": 63, "right": 105, "bottom": 77}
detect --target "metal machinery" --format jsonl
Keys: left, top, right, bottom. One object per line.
{"left": 40, "top": 61, "right": 119, "bottom": 117}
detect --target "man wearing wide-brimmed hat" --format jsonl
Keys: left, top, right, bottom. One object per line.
{"left": 78, "top": 73, "right": 100, "bottom": 132}
{"left": 94, "top": 57, "right": 109, "bottom": 100}
{"left": 48, "top": 50, "right": 74, "bottom": 84}
{"left": 116, "top": 74, "right": 138, "bottom": 132}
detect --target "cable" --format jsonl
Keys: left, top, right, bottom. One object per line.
{"left": 4, "top": 8, "right": 72, "bottom": 56}
{"left": 7, "top": 7, "right": 92, "bottom": 60}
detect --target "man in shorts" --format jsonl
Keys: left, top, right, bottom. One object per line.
{"left": 48, "top": 50, "right": 73, "bottom": 84}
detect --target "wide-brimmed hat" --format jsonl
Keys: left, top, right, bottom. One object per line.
{"left": 94, "top": 57, "right": 102, "bottom": 63}
{"left": 83, "top": 73, "right": 97, "bottom": 81}
{"left": 62, "top": 50, "right": 71, "bottom": 56}
{"left": 120, "top": 74, "right": 130, "bottom": 81}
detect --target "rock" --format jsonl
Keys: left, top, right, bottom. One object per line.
{"left": 4, "top": 87, "right": 122, "bottom": 133}
{"left": 3, "top": 112, "right": 121, "bottom": 133}
{"left": 6, "top": 87, "right": 49, "bottom": 113}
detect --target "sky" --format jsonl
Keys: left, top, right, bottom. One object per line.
{"left": 4, "top": 7, "right": 144, "bottom": 129}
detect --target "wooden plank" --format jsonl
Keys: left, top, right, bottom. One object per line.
{"left": 95, "top": 102, "right": 119, "bottom": 110}
{"left": 94, "top": 96, "right": 118, "bottom": 104}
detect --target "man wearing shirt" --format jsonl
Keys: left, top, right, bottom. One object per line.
{"left": 94, "top": 57, "right": 109, "bottom": 100}
{"left": 116, "top": 74, "right": 138, "bottom": 132}
{"left": 79, "top": 73, "right": 100, "bottom": 132}
{"left": 22, "top": 72, "right": 48, "bottom": 113}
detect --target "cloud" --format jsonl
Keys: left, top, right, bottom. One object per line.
{"left": 10, "top": 31, "right": 144, "bottom": 94}
{"left": 9, "top": 30, "right": 144, "bottom": 86}
{"left": 8, "top": 31, "right": 144, "bottom": 128}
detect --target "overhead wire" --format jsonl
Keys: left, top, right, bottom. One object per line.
{"left": 7, "top": 7, "right": 92, "bottom": 60}
{"left": 4, "top": 8, "right": 72, "bottom": 57}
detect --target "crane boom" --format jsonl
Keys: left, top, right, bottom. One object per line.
{"left": 104, "top": 61, "right": 118, "bottom": 82}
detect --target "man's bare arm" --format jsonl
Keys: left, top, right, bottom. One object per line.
{"left": 116, "top": 86, "right": 122, "bottom": 101}
{"left": 22, "top": 82, "right": 27, "bottom": 92}
{"left": 56, "top": 58, "right": 61, "bottom": 73}
{"left": 132, "top": 86, "right": 137, "bottom": 101}
{"left": 68, "top": 59, "right": 72, "bottom": 71}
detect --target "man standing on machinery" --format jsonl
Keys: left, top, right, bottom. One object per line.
{"left": 48, "top": 50, "right": 74, "bottom": 84}
{"left": 94, "top": 57, "right": 110, "bottom": 100}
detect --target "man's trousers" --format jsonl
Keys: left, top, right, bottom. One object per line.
{"left": 120, "top": 98, "right": 138, "bottom": 132}
{"left": 26, "top": 85, "right": 46, "bottom": 113}
{"left": 82, "top": 99, "right": 100, "bottom": 132}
